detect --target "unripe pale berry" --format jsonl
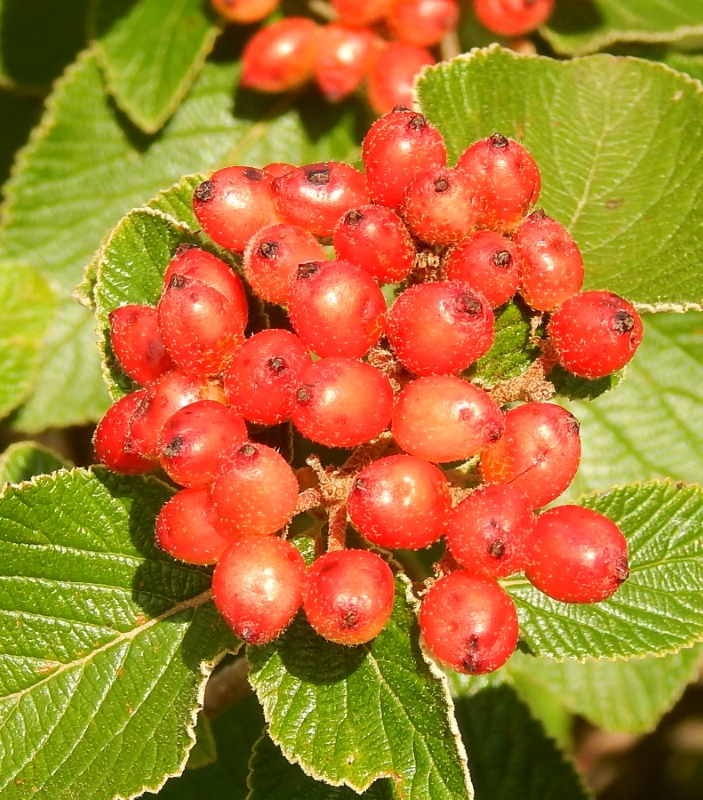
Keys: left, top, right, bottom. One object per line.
{"left": 386, "top": 281, "right": 494, "bottom": 376}
{"left": 313, "top": 24, "right": 378, "bottom": 103}
{"left": 348, "top": 455, "right": 452, "bottom": 549}
{"left": 292, "top": 358, "right": 394, "bottom": 448}
{"left": 366, "top": 42, "right": 436, "bottom": 116}
{"left": 109, "top": 305, "right": 174, "bottom": 387}
{"left": 288, "top": 260, "right": 386, "bottom": 359}
{"left": 524, "top": 505, "right": 629, "bottom": 603}
{"left": 474, "top": 0, "right": 555, "bottom": 37}
{"left": 419, "top": 571, "right": 519, "bottom": 674}
{"left": 212, "top": 535, "right": 306, "bottom": 645}
{"left": 155, "top": 488, "right": 232, "bottom": 565}
{"left": 93, "top": 391, "right": 157, "bottom": 474}
{"left": 480, "top": 402, "right": 581, "bottom": 509}
{"left": 548, "top": 291, "right": 644, "bottom": 379}
{"left": 303, "top": 549, "right": 395, "bottom": 645}
{"left": 211, "top": 442, "right": 299, "bottom": 537}
{"left": 393, "top": 376, "right": 504, "bottom": 463}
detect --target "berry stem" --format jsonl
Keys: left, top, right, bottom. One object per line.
{"left": 488, "top": 353, "right": 557, "bottom": 406}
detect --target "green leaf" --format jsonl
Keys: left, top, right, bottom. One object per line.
{"left": 184, "top": 714, "right": 218, "bottom": 769}
{"left": 416, "top": 47, "right": 703, "bottom": 308}
{"left": 666, "top": 52, "right": 703, "bottom": 83}
{"left": 507, "top": 646, "right": 703, "bottom": 734}
{"left": 247, "top": 578, "right": 472, "bottom": 800}
{"left": 544, "top": 0, "right": 703, "bottom": 57}
{"left": 508, "top": 480, "right": 703, "bottom": 661}
{"left": 249, "top": 732, "right": 400, "bottom": 800}
{"left": 92, "top": 0, "right": 220, "bottom": 133}
{"left": 0, "top": 0, "right": 90, "bottom": 91}
{"left": 453, "top": 685, "right": 591, "bottom": 800}
{"left": 0, "top": 441, "right": 70, "bottom": 484}
{"left": 565, "top": 312, "right": 703, "bottom": 497}
{"left": 0, "top": 468, "right": 239, "bottom": 798}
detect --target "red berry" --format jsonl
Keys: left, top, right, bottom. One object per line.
{"left": 386, "top": 281, "right": 494, "bottom": 376}
{"left": 313, "top": 24, "right": 378, "bottom": 102}
{"left": 443, "top": 230, "right": 522, "bottom": 308}
{"left": 127, "top": 370, "right": 225, "bottom": 459}
{"left": 456, "top": 133, "right": 541, "bottom": 233}
{"left": 548, "top": 291, "right": 644, "bottom": 379}
{"left": 445, "top": 485, "right": 534, "bottom": 578}
{"left": 93, "top": 391, "right": 156, "bottom": 474}
{"left": 288, "top": 260, "right": 386, "bottom": 359}
{"left": 155, "top": 488, "right": 232, "bottom": 565}
{"left": 419, "top": 571, "right": 518, "bottom": 674}
{"left": 393, "top": 376, "right": 504, "bottom": 463}
{"left": 157, "top": 400, "right": 248, "bottom": 488}
{"left": 474, "top": 0, "right": 555, "bottom": 37}
{"left": 109, "top": 305, "right": 175, "bottom": 387}
{"left": 513, "top": 210, "right": 584, "bottom": 312}
{"left": 333, "top": 205, "right": 417, "bottom": 283}
{"left": 212, "top": 535, "right": 306, "bottom": 644}
{"left": 524, "top": 505, "right": 629, "bottom": 603}
{"left": 263, "top": 162, "right": 295, "bottom": 179}
{"left": 240, "top": 17, "right": 319, "bottom": 94}
{"left": 348, "top": 455, "right": 452, "bottom": 549}
{"left": 243, "top": 223, "right": 327, "bottom": 305}
{"left": 163, "top": 245, "right": 248, "bottom": 312}
{"left": 402, "top": 166, "right": 479, "bottom": 246}
{"left": 292, "top": 358, "right": 394, "bottom": 448}
{"left": 388, "top": 0, "right": 460, "bottom": 48}
{"left": 273, "top": 162, "right": 369, "bottom": 237}
{"left": 223, "top": 329, "right": 311, "bottom": 426}
{"left": 303, "top": 550, "right": 395, "bottom": 645}
{"left": 331, "top": 0, "right": 393, "bottom": 26}
{"left": 362, "top": 107, "right": 446, "bottom": 212}
{"left": 480, "top": 402, "right": 581, "bottom": 509}
{"left": 211, "top": 442, "right": 299, "bottom": 536}
{"left": 210, "top": 0, "right": 279, "bottom": 24}
{"left": 192, "top": 167, "right": 280, "bottom": 252}
{"left": 157, "top": 274, "right": 246, "bottom": 376}
{"left": 366, "top": 42, "right": 436, "bottom": 116}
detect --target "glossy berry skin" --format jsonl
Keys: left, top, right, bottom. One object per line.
{"left": 211, "top": 443, "right": 299, "bottom": 537}
{"left": 155, "top": 488, "right": 232, "bottom": 565}
{"left": 362, "top": 107, "right": 446, "bottom": 212}
{"left": 292, "top": 358, "right": 394, "bottom": 448}
{"left": 240, "top": 17, "right": 319, "bottom": 94}
{"left": 314, "top": 24, "right": 378, "bottom": 102}
{"left": 548, "top": 291, "right": 644, "bottom": 379}
{"left": 109, "top": 304, "right": 174, "bottom": 387}
{"left": 210, "top": 0, "right": 279, "bottom": 24}
{"left": 288, "top": 260, "right": 386, "bottom": 359}
{"left": 223, "top": 329, "right": 311, "bottom": 425}
{"left": 524, "top": 505, "right": 629, "bottom": 603}
{"left": 303, "top": 550, "right": 395, "bottom": 645}
{"left": 263, "top": 162, "right": 295, "bottom": 179}
{"left": 157, "top": 400, "right": 248, "bottom": 488}
{"left": 243, "top": 223, "right": 326, "bottom": 305}
{"left": 419, "top": 571, "right": 519, "bottom": 674}
{"left": 212, "top": 535, "right": 306, "bottom": 645}
{"left": 456, "top": 133, "right": 541, "bottom": 233}
{"left": 192, "top": 167, "right": 280, "bottom": 253}
{"left": 273, "top": 162, "right": 369, "bottom": 237}
{"left": 333, "top": 206, "right": 416, "bottom": 283}
{"left": 513, "top": 211, "right": 584, "bottom": 312}
{"left": 388, "top": 0, "right": 460, "bottom": 48}
{"left": 386, "top": 281, "right": 494, "bottom": 376}
{"left": 402, "top": 166, "right": 479, "bottom": 246}
{"left": 93, "top": 391, "right": 156, "bottom": 474}
{"left": 393, "top": 376, "right": 504, "bottom": 463}
{"left": 480, "top": 402, "right": 581, "bottom": 509}
{"left": 158, "top": 275, "right": 246, "bottom": 376}
{"left": 331, "top": 0, "right": 393, "bottom": 26}
{"left": 445, "top": 485, "right": 534, "bottom": 578}
{"left": 474, "top": 0, "right": 555, "bottom": 37}
{"left": 127, "top": 370, "right": 225, "bottom": 459}
{"left": 163, "top": 245, "right": 248, "bottom": 312}
{"left": 366, "top": 42, "right": 436, "bottom": 116}
{"left": 443, "top": 231, "right": 522, "bottom": 308}
{"left": 348, "top": 455, "right": 452, "bottom": 550}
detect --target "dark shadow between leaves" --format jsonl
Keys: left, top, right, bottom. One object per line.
{"left": 548, "top": 0, "right": 604, "bottom": 37}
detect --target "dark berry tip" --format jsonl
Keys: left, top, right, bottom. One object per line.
{"left": 461, "top": 635, "right": 481, "bottom": 673}
{"left": 163, "top": 435, "right": 185, "bottom": 459}
{"left": 615, "top": 556, "right": 630, "bottom": 584}
{"left": 296, "top": 386, "right": 313, "bottom": 405}
{"left": 492, "top": 249, "right": 512, "bottom": 269}
{"left": 455, "top": 291, "right": 482, "bottom": 316}
{"left": 354, "top": 477, "right": 367, "bottom": 492}
{"left": 489, "top": 133, "right": 509, "bottom": 148}
{"left": 531, "top": 208, "right": 547, "bottom": 220}
{"left": 306, "top": 166, "right": 331, "bottom": 185}
{"left": 340, "top": 606, "right": 359, "bottom": 630}
{"left": 168, "top": 273, "right": 187, "bottom": 289}
{"left": 193, "top": 180, "right": 214, "bottom": 202}
{"left": 487, "top": 539, "right": 506, "bottom": 560}
{"left": 238, "top": 443, "right": 257, "bottom": 458}
{"left": 297, "top": 261, "right": 321, "bottom": 280}
{"left": 259, "top": 240, "right": 279, "bottom": 259}
{"left": 488, "top": 423, "right": 504, "bottom": 442}
{"left": 243, "top": 167, "right": 265, "bottom": 181}
{"left": 345, "top": 209, "right": 364, "bottom": 227}
{"left": 565, "top": 412, "right": 581, "bottom": 434}
{"left": 175, "top": 242, "right": 196, "bottom": 256}
{"left": 408, "top": 114, "right": 427, "bottom": 131}
{"left": 434, "top": 177, "right": 449, "bottom": 193}
{"left": 392, "top": 104, "right": 410, "bottom": 113}
{"left": 267, "top": 356, "right": 287, "bottom": 376}
{"left": 613, "top": 310, "right": 635, "bottom": 335}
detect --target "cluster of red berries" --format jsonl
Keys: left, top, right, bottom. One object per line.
{"left": 211, "top": 0, "right": 555, "bottom": 113}
{"left": 94, "top": 105, "right": 640, "bottom": 675}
